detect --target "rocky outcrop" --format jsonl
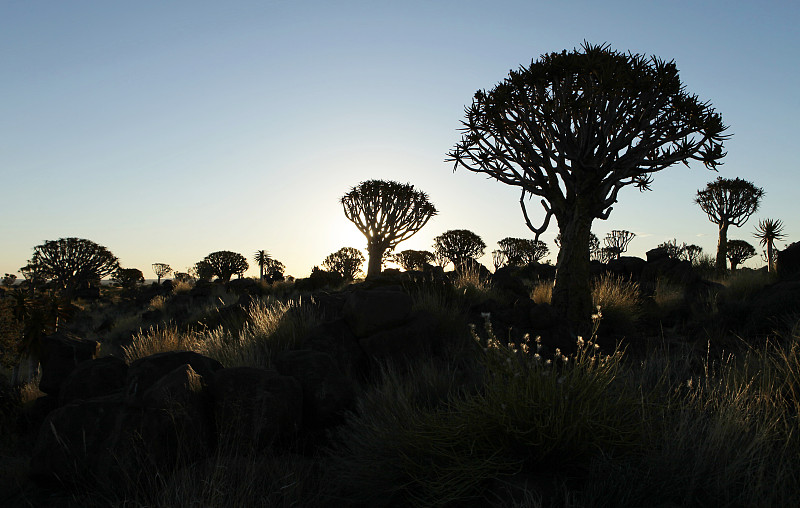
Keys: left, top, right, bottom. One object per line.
{"left": 58, "top": 356, "right": 128, "bottom": 406}
{"left": 38, "top": 333, "right": 100, "bottom": 396}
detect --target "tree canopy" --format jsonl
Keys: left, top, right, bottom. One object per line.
{"left": 23, "top": 238, "right": 119, "bottom": 298}
{"left": 433, "top": 230, "right": 486, "bottom": 269}
{"left": 201, "top": 251, "right": 248, "bottom": 282}
{"left": 322, "top": 247, "right": 365, "bottom": 281}
{"left": 448, "top": 43, "right": 727, "bottom": 331}
{"left": 341, "top": 180, "right": 437, "bottom": 277}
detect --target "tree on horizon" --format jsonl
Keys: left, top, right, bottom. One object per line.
{"left": 448, "top": 43, "right": 728, "bottom": 333}
{"left": 254, "top": 250, "right": 271, "bottom": 281}
{"left": 152, "top": 263, "right": 172, "bottom": 284}
{"left": 753, "top": 218, "right": 786, "bottom": 273}
{"left": 433, "top": 229, "right": 486, "bottom": 269}
{"left": 341, "top": 180, "right": 437, "bottom": 278}
{"left": 695, "top": 177, "right": 763, "bottom": 273}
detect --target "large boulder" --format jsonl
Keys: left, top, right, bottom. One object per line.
{"left": 274, "top": 349, "right": 355, "bottom": 429}
{"left": 777, "top": 242, "right": 800, "bottom": 280}
{"left": 358, "top": 310, "right": 440, "bottom": 362}
{"left": 125, "top": 351, "right": 223, "bottom": 405}
{"left": 606, "top": 256, "right": 647, "bottom": 281}
{"left": 209, "top": 367, "right": 302, "bottom": 453}
{"left": 491, "top": 267, "right": 530, "bottom": 299}
{"left": 342, "top": 289, "right": 413, "bottom": 337}
{"left": 58, "top": 356, "right": 128, "bottom": 406}
{"left": 305, "top": 318, "right": 369, "bottom": 380}
{"left": 38, "top": 333, "right": 100, "bottom": 396}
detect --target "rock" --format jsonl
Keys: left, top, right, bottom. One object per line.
{"left": 358, "top": 310, "right": 439, "bottom": 361}
{"left": 58, "top": 356, "right": 128, "bottom": 406}
{"left": 38, "top": 333, "right": 100, "bottom": 396}
{"left": 342, "top": 289, "right": 413, "bottom": 338}
{"left": 209, "top": 367, "right": 302, "bottom": 453}
{"left": 305, "top": 318, "right": 369, "bottom": 380}
{"left": 491, "top": 267, "right": 530, "bottom": 299}
{"left": 646, "top": 247, "right": 671, "bottom": 263}
{"left": 274, "top": 349, "right": 355, "bottom": 429}
{"left": 777, "top": 241, "right": 800, "bottom": 280}
{"left": 529, "top": 302, "right": 556, "bottom": 330}
{"left": 125, "top": 351, "right": 223, "bottom": 405}
{"left": 606, "top": 256, "right": 647, "bottom": 280}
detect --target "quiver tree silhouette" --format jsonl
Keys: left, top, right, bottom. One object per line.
{"left": 448, "top": 43, "right": 728, "bottom": 332}
{"left": 262, "top": 258, "right": 286, "bottom": 283}
{"left": 695, "top": 177, "right": 763, "bottom": 273}
{"left": 726, "top": 240, "right": 756, "bottom": 270}
{"left": 192, "top": 261, "right": 215, "bottom": 282}
{"left": 201, "top": 251, "right": 249, "bottom": 282}
{"left": 113, "top": 268, "right": 145, "bottom": 289}
{"left": 393, "top": 250, "right": 435, "bottom": 271}
{"left": 753, "top": 218, "right": 786, "bottom": 273}
{"left": 433, "top": 230, "right": 486, "bottom": 269}
{"left": 341, "top": 180, "right": 437, "bottom": 278}
{"left": 24, "top": 238, "right": 119, "bottom": 300}
{"left": 152, "top": 263, "right": 172, "bottom": 284}
{"left": 254, "top": 250, "right": 271, "bottom": 281}
{"left": 603, "top": 230, "right": 635, "bottom": 260}
{"left": 323, "top": 247, "right": 365, "bottom": 282}
{"left": 492, "top": 250, "right": 508, "bottom": 270}
{"left": 655, "top": 239, "right": 686, "bottom": 260}
{"left": 497, "top": 237, "right": 549, "bottom": 266}
{"left": 2, "top": 274, "right": 16, "bottom": 287}
{"left": 682, "top": 244, "right": 704, "bottom": 264}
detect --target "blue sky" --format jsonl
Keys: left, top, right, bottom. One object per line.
{"left": 2, "top": 1, "right": 798, "bottom": 279}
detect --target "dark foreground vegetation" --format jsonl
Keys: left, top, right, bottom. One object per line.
{"left": 3, "top": 247, "right": 800, "bottom": 508}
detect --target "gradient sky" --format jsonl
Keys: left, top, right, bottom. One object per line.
{"left": 2, "top": 1, "right": 798, "bottom": 279}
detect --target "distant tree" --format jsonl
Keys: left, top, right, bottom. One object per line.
{"left": 341, "top": 180, "right": 437, "bottom": 278}
{"left": 656, "top": 239, "right": 686, "bottom": 260}
{"left": 23, "top": 238, "right": 119, "bottom": 299}
{"left": 448, "top": 43, "right": 727, "bottom": 332}
{"left": 695, "top": 177, "right": 763, "bottom": 273}
{"left": 603, "top": 231, "right": 635, "bottom": 260}
{"left": 393, "top": 250, "right": 435, "bottom": 271}
{"left": 173, "top": 272, "right": 193, "bottom": 283}
{"left": 497, "top": 237, "right": 549, "bottom": 266}
{"left": 726, "top": 240, "right": 756, "bottom": 270}
{"left": 192, "top": 261, "right": 215, "bottom": 282}
{"left": 201, "top": 251, "right": 249, "bottom": 282}
{"left": 597, "top": 246, "right": 620, "bottom": 264}
{"left": 112, "top": 268, "right": 145, "bottom": 289}
{"left": 254, "top": 250, "right": 271, "bottom": 281}
{"left": 263, "top": 258, "right": 286, "bottom": 283}
{"left": 682, "top": 244, "right": 704, "bottom": 263}
{"left": 433, "top": 230, "right": 486, "bottom": 269}
{"left": 753, "top": 218, "right": 786, "bottom": 273}
{"left": 492, "top": 250, "right": 508, "bottom": 270}
{"left": 323, "top": 247, "right": 365, "bottom": 281}
{"left": 2, "top": 274, "right": 16, "bottom": 287}
{"left": 151, "top": 263, "right": 172, "bottom": 284}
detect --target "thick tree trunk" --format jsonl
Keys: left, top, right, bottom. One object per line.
{"left": 767, "top": 242, "right": 775, "bottom": 273}
{"left": 716, "top": 222, "right": 729, "bottom": 273}
{"left": 552, "top": 213, "right": 594, "bottom": 337}
{"left": 366, "top": 244, "right": 384, "bottom": 278}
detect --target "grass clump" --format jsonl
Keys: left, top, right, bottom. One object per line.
{"left": 327, "top": 316, "right": 639, "bottom": 506}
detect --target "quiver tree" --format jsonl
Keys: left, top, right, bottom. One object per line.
{"left": 152, "top": 263, "right": 172, "bottom": 284}
{"left": 655, "top": 239, "right": 686, "bottom": 260}
{"left": 753, "top": 218, "right": 786, "bottom": 273}
{"left": 201, "top": 251, "right": 249, "bottom": 282}
{"left": 323, "top": 247, "right": 365, "bottom": 281}
{"left": 341, "top": 180, "right": 437, "bottom": 278}
{"left": 113, "top": 268, "right": 145, "bottom": 289}
{"left": 393, "top": 249, "right": 435, "bottom": 271}
{"left": 682, "top": 244, "right": 703, "bottom": 263}
{"left": 497, "top": 237, "right": 549, "bottom": 266}
{"left": 492, "top": 250, "right": 508, "bottom": 270}
{"left": 263, "top": 258, "right": 286, "bottom": 283}
{"left": 24, "top": 238, "right": 120, "bottom": 299}
{"left": 254, "top": 250, "right": 271, "bottom": 281}
{"left": 726, "top": 239, "right": 756, "bottom": 270}
{"left": 695, "top": 177, "right": 763, "bottom": 273}
{"left": 433, "top": 229, "right": 486, "bottom": 269}
{"left": 448, "top": 43, "right": 728, "bottom": 332}
{"left": 603, "top": 230, "right": 635, "bottom": 260}
{"left": 2, "top": 274, "right": 16, "bottom": 287}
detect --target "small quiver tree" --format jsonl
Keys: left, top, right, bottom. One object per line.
{"left": 753, "top": 218, "right": 786, "bottom": 273}
{"left": 433, "top": 229, "right": 486, "bottom": 269}
{"left": 726, "top": 240, "right": 756, "bottom": 271}
{"left": 152, "top": 263, "right": 172, "bottom": 284}
{"left": 113, "top": 268, "right": 145, "bottom": 289}
{"left": 323, "top": 247, "right": 365, "bottom": 282}
{"left": 448, "top": 43, "right": 728, "bottom": 334}
{"left": 497, "top": 237, "right": 549, "bottom": 266}
{"left": 695, "top": 177, "right": 763, "bottom": 274}
{"left": 393, "top": 249, "right": 435, "bottom": 271}
{"left": 254, "top": 250, "right": 271, "bottom": 281}
{"left": 201, "top": 251, "right": 249, "bottom": 282}
{"left": 603, "top": 230, "right": 635, "bottom": 260}
{"left": 341, "top": 180, "right": 437, "bottom": 278}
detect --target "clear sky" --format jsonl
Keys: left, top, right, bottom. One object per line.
{"left": 2, "top": 1, "right": 797, "bottom": 279}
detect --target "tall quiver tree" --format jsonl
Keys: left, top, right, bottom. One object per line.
{"left": 753, "top": 218, "right": 786, "bottom": 273}
{"left": 152, "top": 263, "right": 172, "bottom": 284}
{"left": 254, "top": 250, "right": 271, "bottom": 281}
{"left": 695, "top": 177, "right": 763, "bottom": 273}
{"left": 341, "top": 180, "right": 437, "bottom": 278}
{"left": 448, "top": 43, "right": 728, "bottom": 333}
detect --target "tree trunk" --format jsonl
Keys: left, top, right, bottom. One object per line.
{"left": 366, "top": 243, "right": 384, "bottom": 278}
{"left": 716, "top": 222, "right": 729, "bottom": 273}
{"left": 767, "top": 241, "right": 775, "bottom": 273}
{"left": 552, "top": 213, "right": 594, "bottom": 337}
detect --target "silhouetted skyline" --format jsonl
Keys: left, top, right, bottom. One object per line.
{"left": 2, "top": 1, "right": 797, "bottom": 278}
